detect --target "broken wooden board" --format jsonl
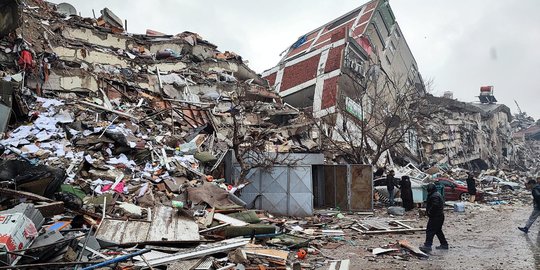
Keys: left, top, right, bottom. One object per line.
{"left": 134, "top": 238, "right": 250, "bottom": 267}
{"left": 372, "top": 247, "right": 399, "bottom": 255}
{"left": 213, "top": 213, "right": 248, "bottom": 226}
{"left": 353, "top": 219, "right": 425, "bottom": 234}
{"left": 95, "top": 205, "right": 199, "bottom": 245}
{"left": 243, "top": 244, "right": 289, "bottom": 265}
{"left": 398, "top": 240, "right": 428, "bottom": 257}
{"left": 328, "top": 259, "right": 350, "bottom": 270}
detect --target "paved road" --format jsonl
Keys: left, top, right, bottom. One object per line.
{"left": 319, "top": 204, "right": 539, "bottom": 269}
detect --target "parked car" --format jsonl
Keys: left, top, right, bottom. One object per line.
{"left": 480, "top": 176, "right": 521, "bottom": 191}
{"left": 373, "top": 177, "right": 423, "bottom": 203}
{"left": 433, "top": 177, "right": 484, "bottom": 202}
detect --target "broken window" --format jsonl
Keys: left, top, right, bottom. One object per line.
{"left": 327, "top": 11, "right": 358, "bottom": 30}
{"left": 371, "top": 23, "right": 385, "bottom": 47}
{"left": 344, "top": 47, "right": 366, "bottom": 78}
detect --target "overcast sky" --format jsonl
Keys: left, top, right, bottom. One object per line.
{"left": 49, "top": 0, "right": 540, "bottom": 119}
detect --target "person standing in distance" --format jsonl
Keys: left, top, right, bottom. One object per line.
{"left": 466, "top": 172, "right": 477, "bottom": 203}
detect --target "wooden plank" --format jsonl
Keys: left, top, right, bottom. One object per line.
{"left": 392, "top": 220, "right": 413, "bottom": 229}
{"left": 149, "top": 206, "right": 199, "bottom": 241}
{"left": 213, "top": 213, "right": 248, "bottom": 226}
{"left": 243, "top": 245, "right": 289, "bottom": 265}
{"left": 359, "top": 228, "right": 425, "bottom": 234}
{"left": 399, "top": 239, "right": 429, "bottom": 257}
{"left": 350, "top": 165, "right": 372, "bottom": 211}
{"left": 96, "top": 219, "right": 127, "bottom": 243}
{"left": 122, "top": 220, "right": 150, "bottom": 243}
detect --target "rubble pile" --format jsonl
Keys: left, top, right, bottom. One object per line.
{"left": 510, "top": 112, "right": 540, "bottom": 175}
{"left": 0, "top": 1, "right": 325, "bottom": 269}
{"left": 416, "top": 95, "right": 512, "bottom": 170}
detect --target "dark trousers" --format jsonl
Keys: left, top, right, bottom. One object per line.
{"left": 424, "top": 216, "right": 448, "bottom": 247}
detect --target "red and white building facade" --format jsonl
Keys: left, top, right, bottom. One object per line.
{"left": 262, "top": 0, "right": 423, "bottom": 119}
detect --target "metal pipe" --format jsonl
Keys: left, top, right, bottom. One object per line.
{"left": 81, "top": 249, "right": 150, "bottom": 270}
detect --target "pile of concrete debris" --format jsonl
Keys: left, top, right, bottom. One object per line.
{"left": 510, "top": 112, "right": 540, "bottom": 175}
{"left": 0, "top": 1, "right": 326, "bottom": 269}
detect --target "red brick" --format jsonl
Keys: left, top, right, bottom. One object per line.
{"left": 331, "top": 28, "right": 346, "bottom": 42}
{"left": 324, "top": 45, "right": 344, "bottom": 73}
{"left": 358, "top": 10, "right": 374, "bottom": 26}
{"left": 366, "top": 0, "right": 379, "bottom": 10}
{"left": 263, "top": 72, "right": 277, "bottom": 87}
{"left": 352, "top": 24, "right": 367, "bottom": 37}
{"left": 321, "top": 76, "right": 340, "bottom": 109}
{"left": 280, "top": 54, "right": 321, "bottom": 91}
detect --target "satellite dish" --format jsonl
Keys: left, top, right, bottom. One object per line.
{"left": 57, "top": 3, "right": 77, "bottom": 16}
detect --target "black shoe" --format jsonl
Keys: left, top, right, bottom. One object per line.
{"left": 435, "top": 245, "right": 449, "bottom": 250}
{"left": 419, "top": 245, "right": 432, "bottom": 253}
{"left": 518, "top": 227, "right": 529, "bottom": 233}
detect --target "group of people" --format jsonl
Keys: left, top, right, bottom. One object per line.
{"left": 378, "top": 168, "right": 540, "bottom": 253}
{"left": 384, "top": 170, "right": 414, "bottom": 211}
{"left": 380, "top": 169, "right": 447, "bottom": 252}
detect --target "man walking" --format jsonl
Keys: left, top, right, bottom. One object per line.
{"left": 386, "top": 170, "right": 398, "bottom": 206}
{"left": 420, "top": 183, "right": 448, "bottom": 252}
{"left": 466, "top": 172, "right": 477, "bottom": 203}
{"left": 518, "top": 178, "right": 540, "bottom": 233}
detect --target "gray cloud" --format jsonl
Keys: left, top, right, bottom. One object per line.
{"left": 48, "top": 0, "right": 540, "bottom": 119}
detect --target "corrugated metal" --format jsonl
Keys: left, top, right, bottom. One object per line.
{"left": 238, "top": 165, "right": 314, "bottom": 217}
{"left": 95, "top": 206, "right": 199, "bottom": 244}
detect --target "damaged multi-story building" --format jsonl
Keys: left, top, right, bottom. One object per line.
{"left": 511, "top": 113, "right": 540, "bottom": 174}
{"left": 262, "top": 0, "right": 425, "bottom": 164}
{"left": 417, "top": 91, "right": 513, "bottom": 171}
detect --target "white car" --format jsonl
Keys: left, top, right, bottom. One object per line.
{"left": 480, "top": 176, "right": 521, "bottom": 191}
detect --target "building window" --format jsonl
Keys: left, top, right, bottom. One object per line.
{"left": 394, "top": 29, "right": 401, "bottom": 39}
{"left": 389, "top": 40, "right": 396, "bottom": 52}
{"left": 371, "top": 23, "right": 385, "bottom": 46}
{"left": 377, "top": 11, "right": 391, "bottom": 35}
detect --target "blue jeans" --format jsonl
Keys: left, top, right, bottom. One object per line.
{"left": 525, "top": 208, "right": 540, "bottom": 228}
{"left": 388, "top": 188, "right": 395, "bottom": 205}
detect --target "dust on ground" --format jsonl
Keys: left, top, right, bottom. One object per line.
{"left": 317, "top": 204, "right": 537, "bottom": 270}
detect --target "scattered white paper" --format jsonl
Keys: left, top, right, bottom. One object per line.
{"left": 21, "top": 144, "right": 40, "bottom": 154}
{"left": 36, "top": 97, "right": 64, "bottom": 108}
{"left": 107, "top": 154, "right": 136, "bottom": 168}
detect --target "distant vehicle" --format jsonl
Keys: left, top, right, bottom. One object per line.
{"left": 373, "top": 177, "right": 423, "bottom": 203}
{"left": 433, "top": 177, "right": 484, "bottom": 202}
{"left": 480, "top": 176, "right": 521, "bottom": 191}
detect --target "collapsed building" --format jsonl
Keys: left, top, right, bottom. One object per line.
{"left": 416, "top": 93, "right": 512, "bottom": 171}
{"left": 511, "top": 113, "right": 540, "bottom": 175}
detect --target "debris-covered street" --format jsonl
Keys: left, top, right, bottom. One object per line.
{"left": 1, "top": 0, "right": 540, "bottom": 269}
{"left": 319, "top": 204, "right": 537, "bottom": 270}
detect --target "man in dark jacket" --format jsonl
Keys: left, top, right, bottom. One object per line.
{"left": 518, "top": 178, "right": 540, "bottom": 233}
{"left": 466, "top": 172, "right": 477, "bottom": 202}
{"left": 420, "top": 183, "right": 448, "bottom": 252}
{"left": 386, "top": 170, "right": 398, "bottom": 206}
